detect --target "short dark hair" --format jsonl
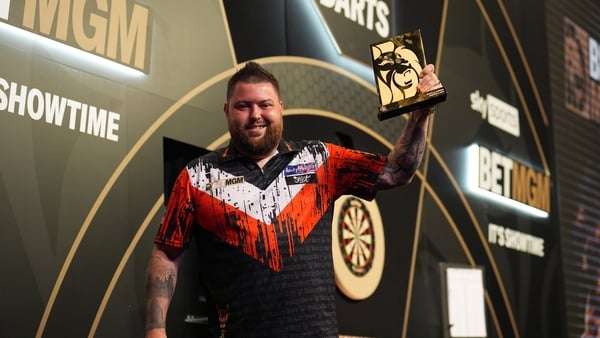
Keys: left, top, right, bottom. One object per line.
{"left": 226, "top": 61, "right": 280, "bottom": 101}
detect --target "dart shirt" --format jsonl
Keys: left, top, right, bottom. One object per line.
{"left": 154, "top": 139, "right": 386, "bottom": 337}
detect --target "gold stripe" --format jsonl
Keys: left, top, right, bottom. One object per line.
{"left": 402, "top": 0, "right": 449, "bottom": 336}
{"left": 496, "top": 0, "right": 550, "bottom": 126}
{"left": 476, "top": 0, "right": 549, "bottom": 177}
{"left": 476, "top": 1, "right": 528, "bottom": 334}
{"left": 35, "top": 58, "right": 236, "bottom": 338}
{"left": 284, "top": 109, "right": 393, "bottom": 148}
{"left": 88, "top": 196, "right": 164, "bottom": 337}
{"left": 88, "top": 133, "right": 230, "bottom": 337}
{"left": 428, "top": 144, "right": 507, "bottom": 337}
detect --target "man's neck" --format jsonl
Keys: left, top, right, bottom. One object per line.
{"left": 254, "top": 150, "right": 278, "bottom": 169}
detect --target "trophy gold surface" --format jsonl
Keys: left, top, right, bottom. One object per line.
{"left": 370, "top": 29, "right": 447, "bottom": 121}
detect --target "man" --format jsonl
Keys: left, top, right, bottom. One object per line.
{"left": 145, "top": 61, "right": 443, "bottom": 337}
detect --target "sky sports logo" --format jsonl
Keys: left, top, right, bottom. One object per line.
{"left": 0, "top": 0, "right": 9, "bottom": 20}
{"left": 470, "top": 90, "right": 520, "bottom": 137}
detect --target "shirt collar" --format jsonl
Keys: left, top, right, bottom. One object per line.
{"left": 218, "top": 138, "right": 298, "bottom": 164}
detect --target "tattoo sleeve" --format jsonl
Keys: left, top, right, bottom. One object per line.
{"left": 376, "top": 108, "right": 431, "bottom": 189}
{"left": 144, "top": 246, "right": 182, "bottom": 332}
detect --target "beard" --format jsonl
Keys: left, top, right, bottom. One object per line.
{"left": 230, "top": 122, "right": 282, "bottom": 158}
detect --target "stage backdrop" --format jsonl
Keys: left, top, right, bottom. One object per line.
{"left": 1, "top": 0, "right": 595, "bottom": 337}
{"left": 548, "top": 0, "right": 600, "bottom": 337}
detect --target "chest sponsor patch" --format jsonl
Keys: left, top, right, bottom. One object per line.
{"left": 284, "top": 162, "right": 317, "bottom": 176}
{"left": 284, "top": 162, "right": 317, "bottom": 185}
{"left": 285, "top": 173, "right": 317, "bottom": 185}
{"left": 205, "top": 176, "right": 245, "bottom": 190}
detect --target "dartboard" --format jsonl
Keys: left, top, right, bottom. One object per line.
{"left": 338, "top": 197, "right": 375, "bottom": 276}
{"left": 332, "top": 195, "right": 385, "bottom": 300}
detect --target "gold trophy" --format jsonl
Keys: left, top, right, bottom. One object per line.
{"left": 370, "top": 29, "right": 447, "bottom": 120}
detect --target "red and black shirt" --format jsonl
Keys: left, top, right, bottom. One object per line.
{"left": 155, "top": 139, "right": 386, "bottom": 337}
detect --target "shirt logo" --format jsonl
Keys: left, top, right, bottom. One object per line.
{"left": 286, "top": 173, "right": 317, "bottom": 185}
{"left": 205, "top": 176, "right": 245, "bottom": 190}
{"left": 284, "top": 162, "right": 317, "bottom": 176}
{"left": 284, "top": 162, "right": 317, "bottom": 185}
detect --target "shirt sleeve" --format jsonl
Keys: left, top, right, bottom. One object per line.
{"left": 154, "top": 167, "right": 196, "bottom": 249}
{"left": 325, "top": 143, "right": 386, "bottom": 201}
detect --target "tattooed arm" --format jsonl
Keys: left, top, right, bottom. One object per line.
{"left": 376, "top": 64, "right": 442, "bottom": 190}
{"left": 145, "top": 244, "right": 185, "bottom": 338}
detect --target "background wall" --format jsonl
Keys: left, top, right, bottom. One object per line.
{"left": 0, "top": 0, "right": 597, "bottom": 337}
{"left": 548, "top": 0, "right": 600, "bottom": 337}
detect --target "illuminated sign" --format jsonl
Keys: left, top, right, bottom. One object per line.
{"left": 470, "top": 90, "right": 520, "bottom": 137}
{"left": 470, "top": 144, "right": 550, "bottom": 214}
{"left": 0, "top": 76, "right": 121, "bottom": 142}
{"left": 0, "top": 0, "right": 151, "bottom": 73}
{"left": 564, "top": 17, "right": 600, "bottom": 122}
{"left": 318, "top": 0, "right": 390, "bottom": 38}
{"left": 592, "top": 36, "right": 599, "bottom": 81}
{"left": 488, "top": 222, "right": 544, "bottom": 257}
{"left": 0, "top": 0, "right": 8, "bottom": 20}
{"left": 314, "top": 0, "right": 391, "bottom": 64}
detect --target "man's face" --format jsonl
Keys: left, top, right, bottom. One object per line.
{"left": 224, "top": 81, "right": 284, "bottom": 159}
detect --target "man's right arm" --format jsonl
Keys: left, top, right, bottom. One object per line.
{"left": 145, "top": 244, "right": 185, "bottom": 338}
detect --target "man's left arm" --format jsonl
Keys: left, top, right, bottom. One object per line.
{"left": 376, "top": 64, "right": 442, "bottom": 190}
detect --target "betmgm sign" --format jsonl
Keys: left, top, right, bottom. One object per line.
{"left": 0, "top": 0, "right": 151, "bottom": 73}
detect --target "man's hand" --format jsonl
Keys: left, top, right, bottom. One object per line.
{"left": 417, "top": 64, "right": 443, "bottom": 93}
{"left": 376, "top": 64, "right": 442, "bottom": 190}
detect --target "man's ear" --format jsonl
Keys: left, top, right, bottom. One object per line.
{"left": 223, "top": 102, "right": 228, "bottom": 114}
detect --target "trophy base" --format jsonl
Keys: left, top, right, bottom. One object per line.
{"left": 377, "top": 87, "right": 447, "bottom": 121}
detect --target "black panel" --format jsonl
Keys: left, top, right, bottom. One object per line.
{"left": 223, "top": 0, "right": 287, "bottom": 62}
{"left": 163, "top": 137, "right": 209, "bottom": 203}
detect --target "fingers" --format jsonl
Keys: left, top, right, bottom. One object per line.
{"left": 418, "top": 64, "right": 442, "bottom": 93}
{"left": 420, "top": 64, "right": 435, "bottom": 76}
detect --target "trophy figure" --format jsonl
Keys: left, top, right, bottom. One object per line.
{"left": 370, "top": 29, "right": 447, "bottom": 121}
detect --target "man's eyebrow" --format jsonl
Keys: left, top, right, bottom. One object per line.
{"left": 236, "top": 98, "right": 274, "bottom": 103}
